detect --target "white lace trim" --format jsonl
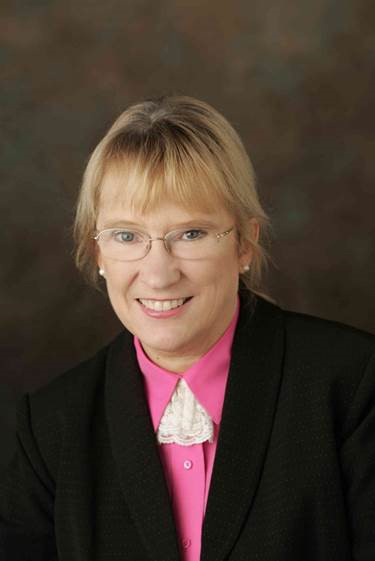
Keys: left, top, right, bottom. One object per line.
{"left": 156, "top": 378, "right": 214, "bottom": 446}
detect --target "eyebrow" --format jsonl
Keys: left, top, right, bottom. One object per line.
{"left": 99, "top": 218, "right": 220, "bottom": 230}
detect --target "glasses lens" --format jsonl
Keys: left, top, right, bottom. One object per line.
{"left": 97, "top": 230, "right": 148, "bottom": 261}
{"left": 167, "top": 229, "right": 217, "bottom": 259}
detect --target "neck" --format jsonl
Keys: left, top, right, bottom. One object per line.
{"left": 139, "top": 347, "right": 202, "bottom": 373}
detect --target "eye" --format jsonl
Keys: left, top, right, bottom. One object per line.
{"left": 179, "top": 229, "right": 207, "bottom": 241}
{"left": 112, "top": 230, "right": 142, "bottom": 243}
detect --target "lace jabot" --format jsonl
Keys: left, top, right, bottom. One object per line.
{"left": 156, "top": 378, "right": 214, "bottom": 446}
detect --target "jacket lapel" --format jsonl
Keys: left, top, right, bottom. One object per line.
{"left": 105, "top": 330, "right": 181, "bottom": 561}
{"left": 200, "top": 292, "right": 285, "bottom": 561}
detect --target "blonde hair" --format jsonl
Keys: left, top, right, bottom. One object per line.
{"left": 74, "top": 95, "right": 274, "bottom": 300}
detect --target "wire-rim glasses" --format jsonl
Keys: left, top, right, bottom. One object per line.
{"left": 93, "top": 226, "right": 235, "bottom": 261}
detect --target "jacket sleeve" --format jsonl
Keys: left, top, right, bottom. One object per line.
{"left": 340, "top": 349, "right": 375, "bottom": 561}
{"left": 0, "top": 393, "right": 57, "bottom": 561}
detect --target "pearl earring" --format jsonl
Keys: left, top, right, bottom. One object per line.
{"left": 243, "top": 265, "right": 250, "bottom": 272}
{"left": 99, "top": 268, "right": 105, "bottom": 277}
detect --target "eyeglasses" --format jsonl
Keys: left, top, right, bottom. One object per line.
{"left": 93, "top": 226, "right": 235, "bottom": 261}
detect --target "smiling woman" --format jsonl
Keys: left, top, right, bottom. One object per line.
{"left": 74, "top": 96, "right": 270, "bottom": 372}
{"left": 74, "top": 96, "right": 271, "bottom": 295}
{"left": 1, "top": 96, "right": 375, "bottom": 561}
{"left": 94, "top": 200, "right": 247, "bottom": 372}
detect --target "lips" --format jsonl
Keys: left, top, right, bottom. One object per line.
{"left": 137, "top": 297, "right": 192, "bottom": 312}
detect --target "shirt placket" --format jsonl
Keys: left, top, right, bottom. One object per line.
{"left": 162, "top": 442, "right": 205, "bottom": 561}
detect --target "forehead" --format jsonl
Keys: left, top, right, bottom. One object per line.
{"left": 97, "top": 165, "right": 233, "bottom": 228}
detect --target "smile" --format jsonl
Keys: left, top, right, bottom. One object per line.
{"left": 138, "top": 297, "right": 191, "bottom": 312}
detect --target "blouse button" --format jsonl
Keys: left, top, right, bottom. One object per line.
{"left": 183, "top": 459, "right": 193, "bottom": 470}
{"left": 182, "top": 538, "right": 191, "bottom": 549}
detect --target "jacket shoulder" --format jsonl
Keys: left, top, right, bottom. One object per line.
{"left": 253, "top": 294, "right": 375, "bottom": 386}
{"left": 254, "top": 293, "right": 375, "bottom": 348}
{"left": 26, "top": 332, "right": 125, "bottom": 425}
{"left": 281, "top": 305, "right": 375, "bottom": 356}
{"left": 273, "top": 303, "right": 375, "bottom": 403}
{"left": 9, "top": 332, "right": 131, "bottom": 485}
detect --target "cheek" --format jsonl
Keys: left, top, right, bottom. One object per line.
{"left": 187, "top": 254, "right": 240, "bottom": 290}
{"left": 102, "top": 262, "right": 136, "bottom": 295}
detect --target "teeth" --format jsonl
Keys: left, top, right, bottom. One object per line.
{"left": 139, "top": 298, "right": 186, "bottom": 311}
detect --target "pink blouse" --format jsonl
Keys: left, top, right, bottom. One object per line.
{"left": 133, "top": 298, "right": 239, "bottom": 561}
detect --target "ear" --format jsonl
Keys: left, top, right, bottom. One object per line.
{"left": 95, "top": 243, "right": 104, "bottom": 271}
{"left": 249, "top": 218, "right": 260, "bottom": 244}
{"left": 239, "top": 218, "right": 260, "bottom": 265}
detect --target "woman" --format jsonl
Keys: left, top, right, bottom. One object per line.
{"left": 1, "top": 96, "right": 374, "bottom": 561}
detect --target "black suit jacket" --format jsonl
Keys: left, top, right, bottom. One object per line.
{"left": 1, "top": 290, "right": 375, "bottom": 561}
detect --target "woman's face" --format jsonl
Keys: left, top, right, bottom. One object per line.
{"left": 96, "top": 178, "right": 258, "bottom": 370}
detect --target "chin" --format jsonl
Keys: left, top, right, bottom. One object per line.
{"left": 142, "top": 334, "right": 188, "bottom": 354}
{"left": 141, "top": 325, "right": 197, "bottom": 353}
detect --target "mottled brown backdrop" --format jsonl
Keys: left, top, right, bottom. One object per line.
{"left": 1, "top": 0, "right": 374, "bottom": 461}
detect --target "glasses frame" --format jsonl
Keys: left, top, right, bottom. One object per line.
{"left": 93, "top": 226, "right": 235, "bottom": 261}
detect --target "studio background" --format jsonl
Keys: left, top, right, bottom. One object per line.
{"left": 1, "top": 0, "right": 374, "bottom": 465}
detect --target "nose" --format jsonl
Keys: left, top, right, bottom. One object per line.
{"left": 139, "top": 238, "right": 181, "bottom": 289}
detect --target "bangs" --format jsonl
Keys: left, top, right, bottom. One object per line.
{"left": 98, "top": 130, "right": 234, "bottom": 216}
